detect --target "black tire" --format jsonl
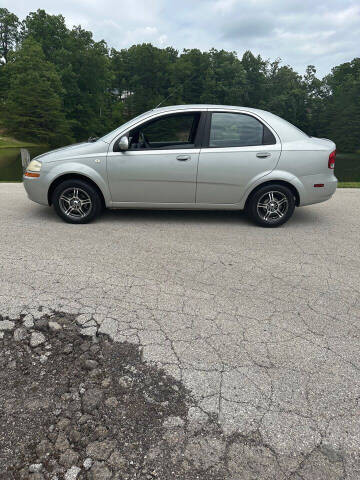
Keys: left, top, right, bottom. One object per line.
{"left": 246, "top": 184, "right": 295, "bottom": 228}
{"left": 52, "top": 179, "right": 103, "bottom": 224}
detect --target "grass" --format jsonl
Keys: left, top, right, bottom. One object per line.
{"left": 0, "top": 133, "right": 48, "bottom": 181}
{"left": 338, "top": 182, "right": 360, "bottom": 188}
{"left": 0, "top": 135, "right": 41, "bottom": 149}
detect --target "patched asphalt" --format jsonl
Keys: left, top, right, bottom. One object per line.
{"left": 1, "top": 183, "right": 360, "bottom": 478}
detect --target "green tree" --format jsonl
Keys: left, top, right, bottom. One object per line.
{"left": 0, "top": 60, "right": 9, "bottom": 102}
{"left": 21, "top": 9, "right": 67, "bottom": 62}
{"left": 0, "top": 8, "right": 19, "bottom": 63}
{"left": 1, "top": 6, "right": 360, "bottom": 154}
{"left": 303, "top": 65, "right": 328, "bottom": 137}
{"left": 169, "top": 48, "right": 210, "bottom": 104}
{"left": 266, "top": 61, "right": 308, "bottom": 130}
{"left": 322, "top": 59, "right": 360, "bottom": 152}
{"left": 241, "top": 51, "right": 268, "bottom": 108}
{"left": 61, "top": 26, "right": 113, "bottom": 139}
{"left": 200, "top": 49, "right": 247, "bottom": 105}
{"left": 21, "top": 10, "right": 113, "bottom": 140}
{"left": 111, "top": 43, "right": 178, "bottom": 119}
{"left": 2, "top": 37, "right": 72, "bottom": 146}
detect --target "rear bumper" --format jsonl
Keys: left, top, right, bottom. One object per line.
{"left": 298, "top": 174, "right": 337, "bottom": 206}
{"left": 23, "top": 176, "right": 49, "bottom": 206}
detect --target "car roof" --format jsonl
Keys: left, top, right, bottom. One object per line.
{"left": 153, "top": 104, "right": 267, "bottom": 115}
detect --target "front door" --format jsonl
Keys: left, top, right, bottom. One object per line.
{"left": 196, "top": 111, "right": 281, "bottom": 204}
{"left": 107, "top": 112, "right": 202, "bottom": 205}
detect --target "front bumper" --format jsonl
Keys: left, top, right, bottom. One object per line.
{"left": 23, "top": 175, "right": 49, "bottom": 206}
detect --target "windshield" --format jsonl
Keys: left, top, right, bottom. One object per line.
{"left": 97, "top": 110, "right": 153, "bottom": 143}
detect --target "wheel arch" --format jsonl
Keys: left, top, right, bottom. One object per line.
{"left": 48, "top": 173, "right": 106, "bottom": 207}
{"left": 244, "top": 179, "right": 300, "bottom": 208}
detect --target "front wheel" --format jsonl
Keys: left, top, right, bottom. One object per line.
{"left": 52, "top": 179, "right": 103, "bottom": 224}
{"left": 246, "top": 184, "right": 295, "bottom": 227}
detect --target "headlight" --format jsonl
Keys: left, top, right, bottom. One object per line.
{"left": 26, "top": 159, "right": 42, "bottom": 172}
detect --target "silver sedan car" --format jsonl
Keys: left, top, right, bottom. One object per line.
{"left": 23, "top": 104, "right": 337, "bottom": 227}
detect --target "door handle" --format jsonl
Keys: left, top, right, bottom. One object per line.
{"left": 256, "top": 152, "right": 271, "bottom": 158}
{"left": 176, "top": 154, "right": 191, "bottom": 161}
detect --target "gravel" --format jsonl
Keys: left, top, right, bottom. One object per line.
{"left": 0, "top": 312, "right": 229, "bottom": 479}
{"left": 29, "top": 331, "right": 46, "bottom": 347}
{"left": 13, "top": 327, "right": 28, "bottom": 342}
{"left": 65, "top": 466, "right": 81, "bottom": 480}
{"left": 0, "top": 319, "right": 15, "bottom": 330}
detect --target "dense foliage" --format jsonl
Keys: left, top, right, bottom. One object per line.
{"left": 0, "top": 8, "right": 359, "bottom": 151}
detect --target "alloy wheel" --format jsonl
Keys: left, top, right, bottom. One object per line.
{"left": 59, "top": 187, "right": 92, "bottom": 219}
{"left": 256, "top": 190, "right": 289, "bottom": 223}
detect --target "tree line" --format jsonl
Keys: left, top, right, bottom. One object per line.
{"left": 0, "top": 7, "right": 359, "bottom": 151}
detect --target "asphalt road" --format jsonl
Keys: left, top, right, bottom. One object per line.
{"left": 1, "top": 183, "right": 360, "bottom": 478}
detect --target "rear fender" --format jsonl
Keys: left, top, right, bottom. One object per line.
{"left": 240, "top": 170, "right": 304, "bottom": 208}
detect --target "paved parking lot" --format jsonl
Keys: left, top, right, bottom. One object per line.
{"left": 1, "top": 183, "right": 360, "bottom": 478}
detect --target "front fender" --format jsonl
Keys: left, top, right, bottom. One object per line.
{"left": 239, "top": 170, "right": 304, "bottom": 208}
{"left": 44, "top": 162, "right": 112, "bottom": 205}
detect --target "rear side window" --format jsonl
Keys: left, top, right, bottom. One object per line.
{"left": 209, "top": 112, "right": 275, "bottom": 147}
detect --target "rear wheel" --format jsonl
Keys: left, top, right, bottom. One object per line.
{"left": 52, "top": 179, "right": 102, "bottom": 224}
{"left": 247, "top": 184, "right": 295, "bottom": 227}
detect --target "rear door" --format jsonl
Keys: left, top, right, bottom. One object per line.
{"left": 107, "top": 111, "right": 204, "bottom": 204}
{"left": 196, "top": 111, "right": 281, "bottom": 204}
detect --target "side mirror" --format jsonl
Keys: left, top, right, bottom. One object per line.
{"left": 118, "top": 135, "right": 129, "bottom": 152}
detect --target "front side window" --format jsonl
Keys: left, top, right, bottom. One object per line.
{"left": 129, "top": 113, "right": 200, "bottom": 150}
{"left": 209, "top": 112, "right": 275, "bottom": 147}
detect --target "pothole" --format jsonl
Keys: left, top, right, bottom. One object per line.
{"left": 0, "top": 311, "right": 346, "bottom": 479}
{"left": 0, "top": 312, "right": 227, "bottom": 480}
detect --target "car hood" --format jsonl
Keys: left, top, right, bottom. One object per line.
{"left": 34, "top": 141, "right": 109, "bottom": 163}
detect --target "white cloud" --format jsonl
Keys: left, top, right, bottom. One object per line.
{"left": 158, "top": 34, "right": 168, "bottom": 45}
{"left": 144, "top": 26, "right": 158, "bottom": 34}
{"left": 213, "top": 0, "right": 238, "bottom": 13}
{"left": 3, "top": 0, "right": 360, "bottom": 76}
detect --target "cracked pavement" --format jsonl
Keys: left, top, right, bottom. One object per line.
{"left": 1, "top": 183, "right": 360, "bottom": 478}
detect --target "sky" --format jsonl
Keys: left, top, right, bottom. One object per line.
{"left": 4, "top": 0, "right": 360, "bottom": 77}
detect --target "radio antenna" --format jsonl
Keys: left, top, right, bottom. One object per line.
{"left": 154, "top": 72, "right": 200, "bottom": 109}
{"left": 154, "top": 91, "right": 175, "bottom": 109}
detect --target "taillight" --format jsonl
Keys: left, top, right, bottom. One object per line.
{"left": 328, "top": 150, "right": 336, "bottom": 169}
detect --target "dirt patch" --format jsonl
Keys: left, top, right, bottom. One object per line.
{"left": 0, "top": 312, "right": 228, "bottom": 480}
{"left": 1, "top": 311, "right": 346, "bottom": 479}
